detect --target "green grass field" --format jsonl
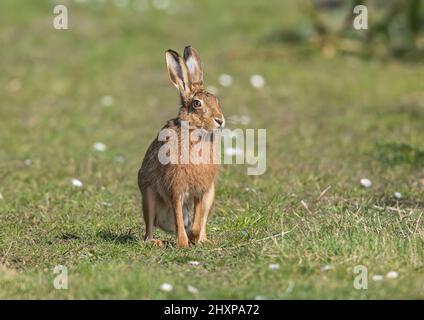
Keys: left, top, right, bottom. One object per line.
{"left": 1, "top": 0, "right": 424, "bottom": 299}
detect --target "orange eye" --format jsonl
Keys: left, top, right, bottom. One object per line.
{"left": 192, "top": 99, "right": 202, "bottom": 108}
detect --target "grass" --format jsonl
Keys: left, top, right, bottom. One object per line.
{"left": 0, "top": 0, "right": 424, "bottom": 299}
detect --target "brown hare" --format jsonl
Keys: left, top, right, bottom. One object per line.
{"left": 138, "top": 46, "right": 225, "bottom": 247}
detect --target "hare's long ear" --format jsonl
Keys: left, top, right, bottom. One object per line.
{"left": 183, "top": 46, "right": 203, "bottom": 88}
{"left": 166, "top": 49, "right": 192, "bottom": 99}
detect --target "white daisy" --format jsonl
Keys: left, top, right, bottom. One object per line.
{"left": 71, "top": 179, "right": 83, "bottom": 188}
{"left": 93, "top": 142, "right": 107, "bottom": 152}
{"left": 386, "top": 271, "right": 399, "bottom": 279}
{"left": 360, "top": 178, "right": 372, "bottom": 188}
{"left": 100, "top": 95, "right": 114, "bottom": 107}
{"left": 160, "top": 283, "right": 173, "bottom": 292}
{"left": 187, "top": 285, "right": 199, "bottom": 294}
{"left": 320, "top": 265, "right": 333, "bottom": 272}
{"left": 394, "top": 192, "right": 402, "bottom": 199}
{"left": 372, "top": 274, "right": 384, "bottom": 281}
{"left": 218, "top": 74, "right": 233, "bottom": 87}
{"left": 269, "top": 263, "right": 280, "bottom": 270}
{"left": 250, "top": 74, "right": 265, "bottom": 88}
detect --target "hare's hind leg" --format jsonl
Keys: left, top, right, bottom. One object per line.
{"left": 188, "top": 198, "right": 202, "bottom": 244}
{"left": 199, "top": 183, "right": 215, "bottom": 243}
{"left": 189, "top": 183, "right": 215, "bottom": 244}
{"left": 172, "top": 197, "right": 189, "bottom": 248}
{"left": 142, "top": 187, "right": 163, "bottom": 246}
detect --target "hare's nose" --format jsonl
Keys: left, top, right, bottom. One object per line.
{"left": 214, "top": 117, "right": 225, "bottom": 128}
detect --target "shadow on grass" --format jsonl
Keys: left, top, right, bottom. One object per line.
{"left": 372, "top": 142, "right": 424, "bottom": 167}
{"left": 96, "top": 230, "right": 138, "bottom": 244}
{"left": 263, "top": 28, "right": 309, "bottom": 44}
{"left": 59, "top": 232, "right": 81, "bottom": 240}
{"left": 389, "top": 48, "right": 424, "bottom": 64}
{"left": 52, "top": 230, "right": 138, "bottom": 245}
{"left": 262, "top": 26, "right": 424, "bottom": 64}
{"left": 374, "top": 196, "right": 424, "bottom": 209}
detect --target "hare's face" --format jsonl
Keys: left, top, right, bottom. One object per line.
{"left": 166, "top": 46, "right": 224, "bottom": 132}
{"left": 186, "top": 91, "right": 225, "bottom": 131}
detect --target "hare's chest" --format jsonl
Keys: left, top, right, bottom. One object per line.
{"left": 170, "top": 163, "right": 217, "bottom": 196}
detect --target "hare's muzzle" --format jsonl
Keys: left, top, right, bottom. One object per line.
{"left": 214, "top": 117, "right": 225, "bottom": 128}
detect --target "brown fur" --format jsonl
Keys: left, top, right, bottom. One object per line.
{"left": 138, "top": 46, "right": 224, "bottom": 247}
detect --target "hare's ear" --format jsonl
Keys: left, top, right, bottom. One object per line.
{"left": 183, "top": 46, "right": 203, "bottom": 87}
{"left": 166, "top": 49, "right": 192, "bottom": 99}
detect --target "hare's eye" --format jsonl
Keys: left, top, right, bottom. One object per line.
{"left": 192, "top": 99, "right": 202, "bottom": 109}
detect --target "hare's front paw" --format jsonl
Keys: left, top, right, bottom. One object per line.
{"left": 188, "top": 229, "right": 199, "bottom": 244}
{"left": 188, "top": 231, "right": 217, "bottom": 245}
{"left": 176, "top": 236, "right": 189, "bottom": 248}
{"left": 198, "top": 236, "right": 218, "bottom": 245}
{"left": 145, "top": 239, "right": 165, "bottom": 247}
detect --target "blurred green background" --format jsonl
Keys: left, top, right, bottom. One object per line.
{"left": 0, "top": 0, "right": 423, "bottom": 299}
